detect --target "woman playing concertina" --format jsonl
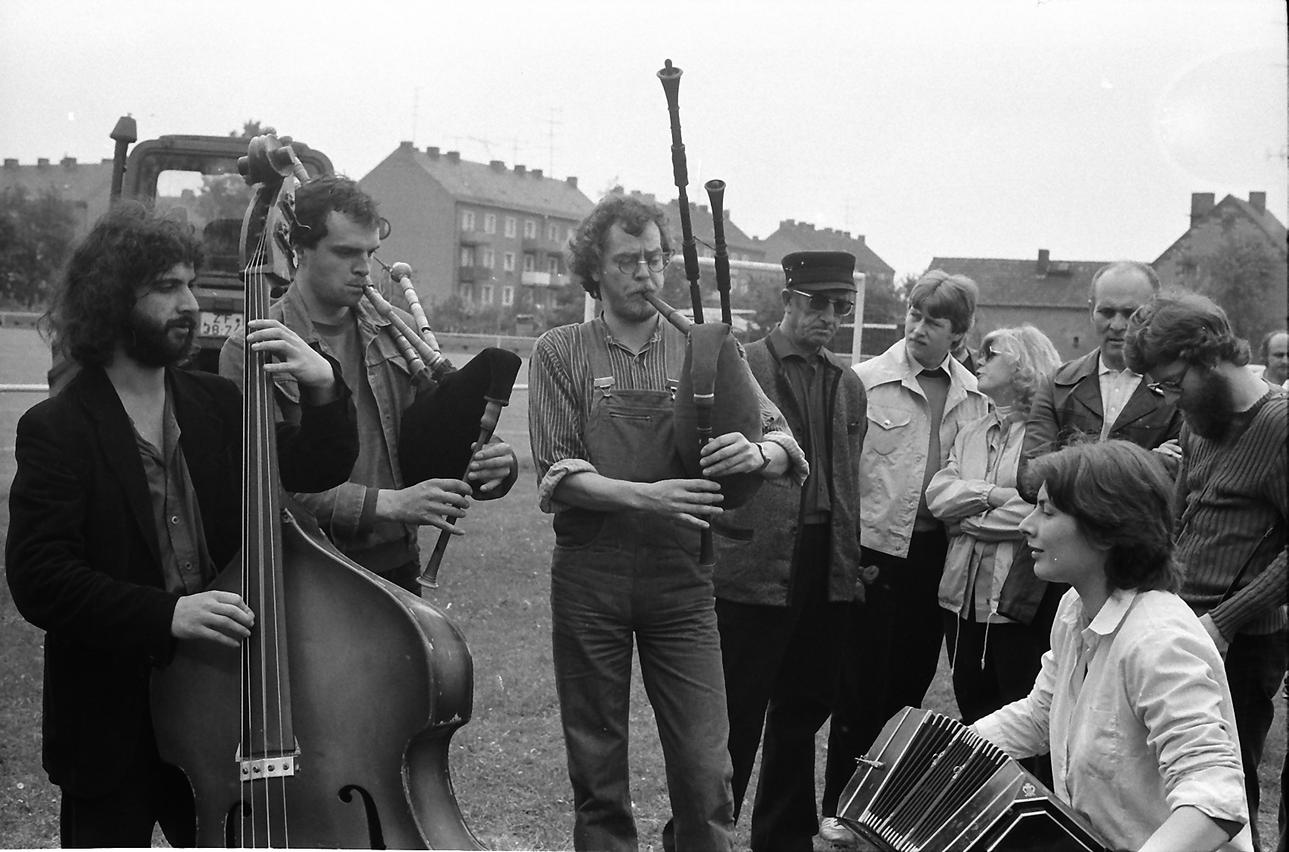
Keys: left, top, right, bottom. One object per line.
{"left": 972, "top": 440, "right": 1250, "bottom": 852}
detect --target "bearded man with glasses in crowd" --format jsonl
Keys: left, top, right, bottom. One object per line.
{"left": 527, "top": 193, "right": 805, "bottom": 852}
{"left": 1126, "top": 291, "right": 1287, "bottom": 852}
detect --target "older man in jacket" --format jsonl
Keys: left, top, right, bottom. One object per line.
{"left": 1023, "top": 261, "right": 1181, "bottom": 468}
{"left": 714, "top": 251, "right": 867, "bottom": 852}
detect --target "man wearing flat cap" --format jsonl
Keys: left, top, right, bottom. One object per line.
{"left": 712, "top": 250, "right": 868, "bottom": 851}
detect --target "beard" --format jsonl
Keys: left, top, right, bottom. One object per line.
{"left": 124, "top": 308, "right": 196, "bottom": 367}
{"left": 1180, "top": 366, "right": 1236, "bottom": 440}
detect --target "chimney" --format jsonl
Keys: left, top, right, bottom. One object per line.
{"left": 1249, "top": 191, "right": 1267, "bottom": 213}
{"left": 532, "top": 168, "right": 543, "bottom": 179}
{"left": 446, "top": 151, "right": 460, "bottom": 163}
{"left": 1190, "top": 192, "right": 1215, "bottom": 225}
{"left": 3, "top": 158, "right": 17, "bottom": 168}
{"left": 514, "top": 164, "right": 526, "bottom": 176}
{"left": 427, "top": 146, "right": 440, "bottom": 159}
{"left": 1036, "top": 248, "right": 1050, "bottom": 275}
{"left": 565, "top": 176, "right": 578, "bottom": 188}
{"left": 489, "top": 159, "right": 505, "bottom": 171}
{"left": 37, "top": 157, "right": 49, "bottom": 168}
{"left": 398, "top": 140, "right": 414, "bottom": 150}
{"left": 61, "top": 156, "right": 77, "bottom": 168}
{"left": 782, "top": 219, "right": 795, "bottom": 228}
{"left": 856, "top": 235, "right": 865, "bottom": 246}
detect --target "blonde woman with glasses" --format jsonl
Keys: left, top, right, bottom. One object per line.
{"left": 926, "top": 325, "right": 1061, "bottom": 728}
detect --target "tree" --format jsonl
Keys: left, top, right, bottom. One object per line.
{"left": 0, "top": 185, "right": 78, "bottom": 309}
{"left": 863, "top": 275, "right": 908, "bottom": 325}
{"left": 1185, "top": 230, "right": 1287, "bottom": 346}
{"left": 230, "top": 120, "right": 276, "bottom": 138}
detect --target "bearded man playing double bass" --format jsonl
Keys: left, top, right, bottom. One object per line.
{"left": 5, "top": 204, "right": 358, "bottom": 846}
{"left": 220, "top": 176, "right": 518, "bottom": 593}
{"left": 528, "top": 193, "right": 806, "bottom": 852}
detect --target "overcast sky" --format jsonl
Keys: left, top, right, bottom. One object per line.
{"left": 2, "top": 0, "right": 1285, "bottom": 280}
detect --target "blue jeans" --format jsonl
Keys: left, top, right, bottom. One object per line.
{"left": 551, "top": 511, "right": 734, "bottom": 852}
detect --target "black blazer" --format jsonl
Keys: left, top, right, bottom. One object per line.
{"left": 5, "top": 364, "right": 357, "bottom": 796}
{"left": 1023, "top": 348, "right": 1182, "bottom": 461}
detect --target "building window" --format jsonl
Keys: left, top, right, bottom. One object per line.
{"left": 523, "top": 219, "right": 537, "bottom": 238}
{"left": 505, "top": 216, "right": 517, "bottom": 238}
{"left": 502, "top": 285, "right": 514, "bottom": 306}
{"left": 480, "top": 284, "right": 494, "bottom": 303}
{"left": 482, "top": 247, "right": 495, "bottom": 268}
{"left": 547, "top": 256, "right": 559, "bottom": 275}
{"left": 523, "top": 254, "right": 535, "bottom": 272}
{"left": 503, "top": 252, "right": 516, "bottom": 272}
{"left": 459, "top": 246, "right": 473, "bottom": 266}
{"left": 461, "top": 210, "right": 475, "bottom": 231}
{"left": 483, "top": 213, "right": 496, "bottom": 233}
{"left": 547, "top": 223, "right": 559, "bottom": 242}
{"left": 568, "top": 226, "right": 576, "bottom": 242}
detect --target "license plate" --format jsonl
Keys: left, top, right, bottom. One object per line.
{"left": 200, "top": 311, "right": 243, "bottom": 339}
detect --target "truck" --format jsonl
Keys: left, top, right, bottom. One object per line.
{"left": 107, "top": 115, "right": 333, "bottom": 373}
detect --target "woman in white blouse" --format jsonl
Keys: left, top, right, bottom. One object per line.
{"left": 927, "top": 325, "right": 1061, "bottom": 724}
{"left": 973, "top": 440, "right": 1249, "bottom": 852}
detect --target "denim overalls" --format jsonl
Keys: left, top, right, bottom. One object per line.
{"left": 550, "top": 320, "right": 734, "bottom": 852}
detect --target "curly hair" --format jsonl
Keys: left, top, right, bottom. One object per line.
{"left": 1124, "top": 290, "right": 1250, "bottom": 375}
{"left": 567, "top": 194, "right": 673, "bottom": 298}
{"left": 907, "top": 269, "right": 977, "bottom": 334}
{"left": 43, "top": 202, "right": 204, "bottom": 367}
{"left": 981, "top": 324, "right": 1061, "bottom": 413}
{"left": 291, "top": 176, "right": 382, "bottom": 250}
{"left": 1023, "top": 440, "right": 1180, "bottom": 593}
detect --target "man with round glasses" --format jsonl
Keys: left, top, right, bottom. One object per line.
{"left": 528, "top": 193, "right": 805, "bottom": 852}
{"left": 711, "top": 251, "right": 868, "bottom": 851}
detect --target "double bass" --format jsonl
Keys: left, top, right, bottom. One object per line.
{"left": 150, "top": 135, "right": 484, "bottom": 848}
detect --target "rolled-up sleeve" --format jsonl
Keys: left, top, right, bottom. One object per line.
{"left": 529, "top": 332, "right": 599, "bottom": 513}
{"left": 1130, "top": 625, "right": 1248, "bottom": 826}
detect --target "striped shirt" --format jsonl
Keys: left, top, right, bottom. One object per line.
{"left": 1174, "top": 388, "right": 1287, "bottom": 636}
{"left": 527, "top": 317, "right": 805, "bottom": 513}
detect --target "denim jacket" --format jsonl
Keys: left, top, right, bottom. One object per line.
{"left": 853, "top": 341, "right": 988, "bottom": 558}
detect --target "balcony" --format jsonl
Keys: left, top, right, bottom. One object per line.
{"left": 458, "top": 265, "right": 494, "bottom": 284}
{"left": 521, "top": 235, "right": 563, "bottom": 254}
{"left": 458, "top": 229, "right": 490, "bottom": 246}
{"left": 521, "top": 271, "right": 565, "bottom": 288}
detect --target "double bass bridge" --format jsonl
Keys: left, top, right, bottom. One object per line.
{"left": 236, "top": 745, "right": 299, "bottom": 781}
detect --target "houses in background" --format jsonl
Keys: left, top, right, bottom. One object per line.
{"left": 934, "top": 191, "right": 1287, "bottom": 361}
{"left": 359, "top": 141, "right": 595, "bottom": 313}
{"left": 0, "top": 156, "right": 114, "bottom": 240}
{"left": 931, "top": 250, "right": 1109, "bottom": 361}
{"left": 759, "top": 219, "right": 895, "bottom": 296}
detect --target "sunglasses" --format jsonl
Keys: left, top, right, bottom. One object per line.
{"left": 789, "top": 289, "right": 855, "bottom": 317}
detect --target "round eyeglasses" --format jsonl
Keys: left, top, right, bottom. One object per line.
{"left": 614, "top": 251, "right": 673, "bottom": 275}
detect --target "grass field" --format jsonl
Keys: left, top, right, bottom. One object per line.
{"left": 0, "top": 326, "right": 1283, "bottom": 850}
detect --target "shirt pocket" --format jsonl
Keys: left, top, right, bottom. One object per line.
{"left": 1071, "top": 699, "right": 1123, "bottom": 784}
{"left": 865, "top": 406, "right": 912, "bottom": 456}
